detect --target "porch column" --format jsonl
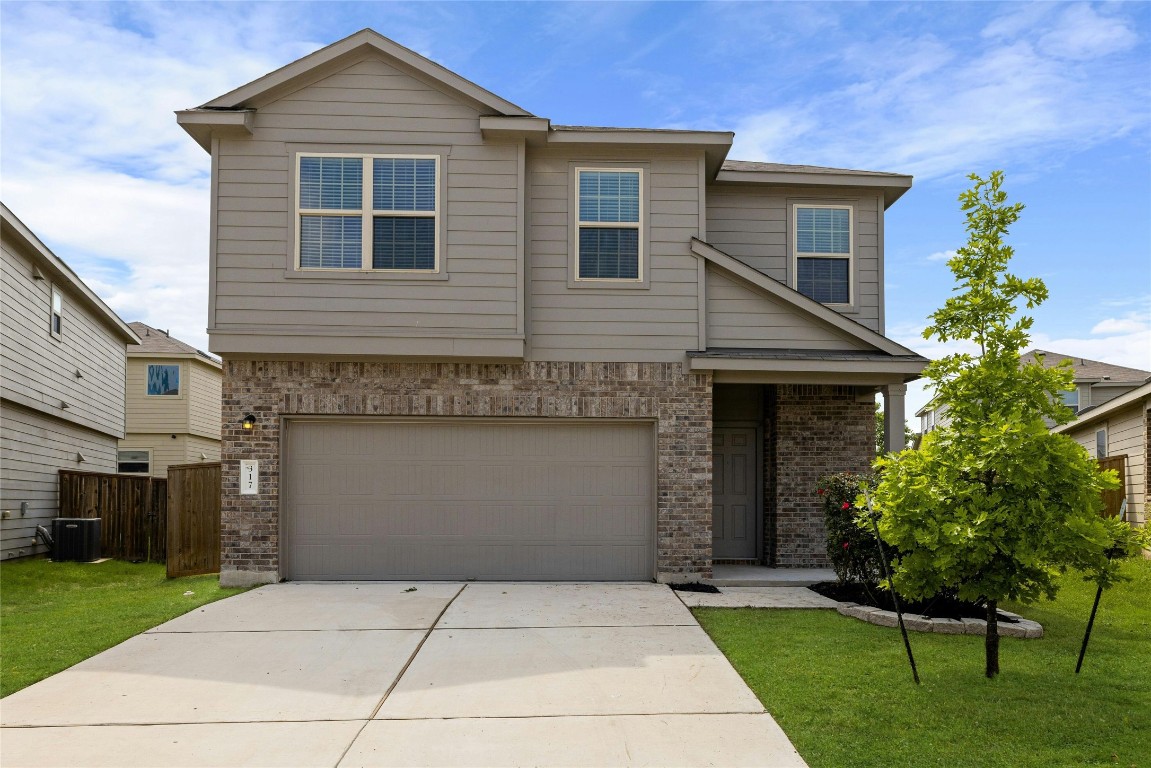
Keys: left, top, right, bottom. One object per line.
{"left": 883, "top": 384, "right": 907, "bottom": 453}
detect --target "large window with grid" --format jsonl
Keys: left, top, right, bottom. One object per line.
{"left": 576, "top": 168, "right": 642, "bottom": 281}
{"left": 296, "top": 154, "right": 439, "bottom": 272}
{"left": 793, "top": 204, "right": 852, "bottom": 304}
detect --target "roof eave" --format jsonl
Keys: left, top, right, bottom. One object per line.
{"left": 714, "top": 168, "right": 913, "bottom": 208}
{"left": 1, "top": 204, "right": 140, "bottom": 345}
{"left": 549, "top": 129, "right": 734, "bottom": 178}
{"left": 175, "top": 109, "right": 256, "bottom": 152}
{"left": 1053, "top": 382, "right": 1151, "bottom": 433}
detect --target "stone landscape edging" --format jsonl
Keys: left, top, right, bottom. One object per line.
{"left": 835, "top": 602, "right": 1044, "bottom": 639}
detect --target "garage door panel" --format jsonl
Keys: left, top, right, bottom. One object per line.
{"left": 284, "top": 420, "right": 654, "bottom": 581}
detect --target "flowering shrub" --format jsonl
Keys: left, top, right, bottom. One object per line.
{"left": 819, "top": 472, "right": 885, "bottom": 588}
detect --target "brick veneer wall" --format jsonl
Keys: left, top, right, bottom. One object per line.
{"left": 772, "top": 384, "right": 876, "bottom": 567}
{"left": 220, "top": 360, "right": 712, "bottom": 586}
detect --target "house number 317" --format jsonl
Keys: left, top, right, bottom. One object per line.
{"left": 240, "top": 460, "right": 259, "bottom": 495}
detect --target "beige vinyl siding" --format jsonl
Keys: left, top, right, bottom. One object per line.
{"left": 528, "top": 148, "right": 702, "bottom": 361}
{"left": 705, "top": 267, "right": 869, "bottom": 350}
{"left": 125, "top": 358, "right": 189, "bottom": 434}
{"left": 119, "top": 434, "right": 221, "bottom": 478}
{"left": 211, "top": 55, "right": 522, "bottom": 356}
{"left": 188, "top": 360, "right": 222, "bottom": 439}
{"left": 1067, "top": 403, "right": 1148, "bottom": 526}
{"left": 1, "top": 402, "right": 118, "bottom": 558}
{"left": 2, "top": 237, "right": 127, "bottom": 439}
{"left": 706, "top": 184, "right": 883, "bottom": 333}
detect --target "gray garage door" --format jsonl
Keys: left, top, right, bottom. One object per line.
{"left": 283, "top": 419, "right": 654, "bottom": 581}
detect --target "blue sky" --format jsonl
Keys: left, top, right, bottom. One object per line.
{"left": 2, "top": 1, "right": 1149, "bottom": 424}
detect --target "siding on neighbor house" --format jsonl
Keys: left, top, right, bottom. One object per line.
{"left": 1, "top": 402, "right": 118, "bottom": 558}
{"left": 125, "top": 357, "right": 190, "bottom": 434}
{"left": 704, "top": 267, "right": 870, "bottom": 350}
{"left": 118, "top": 433, "right": 221, "bottom": 478}
{"left": 1069, "top": 403, "right": 1148, "bottom": 526}
{"left": 1, "top": 236, "right": 128, "bottom": 439}
{"left": 705, "top": 184, "right": 884, "bottom": 333}
{"left": 211, "top": 55, "right": 523, "bottom": 356}
{"left": 188, "top": 361, "right": 222, "bottom": 439}
{"left": 527, "top": 147, "right": 704, "bottom": 362}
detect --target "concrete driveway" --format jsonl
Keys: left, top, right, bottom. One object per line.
{"left": 1, "top": 582, "right": 806, "bottom": 767}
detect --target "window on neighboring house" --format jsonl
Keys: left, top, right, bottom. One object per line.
{"left": 50, "top": 287, "right": 63, "bottom": 338}
{"left": 117, "top": 450, "right": 150, "bottom": 474}
{"left": 793, "top": 205, "right": 852, "bottom": 304}
{"left": 576, "top": 168, "right": 642, "bottom": 281}
{"left": 1059, "top": 389, "right": 1079, "bottom": 414}
{"left": 296, "top": 154, "right": 439, "bottom": 272}
{"left": 1096, "top": 429, "right": 1107, "bottom": 458}
{"left": 147, "top": 364, "right": 180, "bottom": 396}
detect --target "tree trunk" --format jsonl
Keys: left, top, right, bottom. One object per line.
{"left": 985, "top": 600, "right": 1000, "bottom": 678}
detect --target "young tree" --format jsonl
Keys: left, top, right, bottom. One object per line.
{"left": 868, "top": 171, "right": 1135, "bottom": 678}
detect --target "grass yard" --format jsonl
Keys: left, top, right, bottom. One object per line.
{"left": 695, "top": 559, "right": 1151, "bottom": 768}
{"left": 0, "top": 557, "right": 248, "bottom": 697}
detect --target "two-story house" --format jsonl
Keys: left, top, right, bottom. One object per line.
{"left": 116, "top": 322, "right": 222, "bottom": 477}
{"left": 1, "top": 203, "right": 140, "bottom": 559}
{"left": 177, "top": 29, "right": 927, "bottom": 587}
{"left": 917, "top": 350, "right": 1150, "bottom": 435}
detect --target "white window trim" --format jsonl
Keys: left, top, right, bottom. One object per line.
{"left": 117, "top": 448, "right": 152, "bottom": 475}
{"left": 573, "top": 167, "right": 645, "bottom": 283}
{"left": 49, "top": 286, "right": 63, "bottom": 340}
{"left": 146, "top": 363, "right": 183, "bottom": 398}
{"left": 294, "top": 152, "right": 441, "bottom": 273}
{"left": 791, "top": 203, "right": 854, "bottom": 307}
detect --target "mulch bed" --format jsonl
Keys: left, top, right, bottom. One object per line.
{"left": 669, "top": 582, "right": 721, "bottom": 594}
{"left": 809, "top": 581, "right": 1018, "bottom": 623}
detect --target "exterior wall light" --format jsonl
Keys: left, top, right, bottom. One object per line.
{"left": 241, "top": 414, "right": 257, "bottom": 431}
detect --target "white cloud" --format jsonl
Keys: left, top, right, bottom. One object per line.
{"left": 729, "top": 7, "right": 1149, "bottom": 179}
{"left": 1091, "top": 314, "right": 1149, "bottom": 335}
{"left": 926, "top": 249, "right": 956, "bottom": 262}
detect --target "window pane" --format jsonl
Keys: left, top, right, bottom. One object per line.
{"left": 1059, "top": 389, "right": 1079, "bottom": 410}
{"left": 299, "top": 157, "right": 362, "bottom": 210}
{"left": 374, "top": 158, "right": 436, "bottom": 212}
{"left": 578, "top": 227, "right": 639, "bottom": 279}
{"left": 579, "top": 171, "right": 639, "bottom": 223}
{"left": 797, "top": 207, "right": 850, "bottom": 254}
{"left": 300, "top": 215, "right": 362, "bottom": 269}
{"left": 1096, "top": 430, "right": 1107, "bottom": 458}
{"left": 373, "top": 217, "right": 436, "bottom": 270}
{"left": 117, "top": 450, "right": 149, "bottom": 473}
{"left": 147, "top": 364, "right": 180, "bottom": 396}
{"left": 797, "top": 257, "right": 849, "bottom": 303}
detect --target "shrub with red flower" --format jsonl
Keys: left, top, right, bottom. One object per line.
{"left": 820, "top": 471, "right": 889, "bottom": 590}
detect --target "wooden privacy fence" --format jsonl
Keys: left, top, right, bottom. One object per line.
{"left": 58, "top": 470, "right": 167, "bottom": 562}
{"left": 166, "top": 462, "right": 222, "bottom": 578}
{"left": 1097, "top": 455, "right": 1127, "bottom": 519}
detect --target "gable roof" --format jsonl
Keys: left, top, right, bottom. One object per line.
{"left": 1052, "top": 381, "right": 1151, "bottom": 433}
{"left": 690, "top": 238, "right": 922, "bottom": 358}
{"left": 199, "top": 28, "right": 531, "bottom": 116}
{"left": 1, "top": 203, "right": 139, "bottom": 345}
{"left": 1021, "top": 349, "right": 1150, "bottom": 384}
{"left": 127, "top": 322, "right": 220, "bottom": 366}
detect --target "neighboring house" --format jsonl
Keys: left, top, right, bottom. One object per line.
{"left": 917, "top": 350, "right": 1151, "bottom": 435}
{"left": 1, "top": 203, "right": 140, "bottom": 559}
{"left": 176, "top": 29, "right": 928, "bottom": 587}
{"left": 1053, "top": 382, "right": 1150, "bottom": 528}
{"left": 117, "top": 322, "right": 222, "bottom": 478}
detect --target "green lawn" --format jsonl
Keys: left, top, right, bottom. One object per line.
{"left": 695, "top": 559, "right": 1151, "bottom": 768}
{"left": 0, "top": 557, "right": 248, "bottom": 697}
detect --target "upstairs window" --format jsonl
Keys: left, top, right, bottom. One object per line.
{"left": 576, "top": 169, "right": 642, "bottom": 281}
{"left": 50, "top": 287, "right": 63, "bottom": 339}
{"left": 793, "top": 205, "right": 852, "bottom": 305}
{"left": 147, "top": 364, "right": 180, "bottom": 396}
{"left": 1059, "top": 389, "right": 1079, "bottom": 414}
{"left": 296, "top": 154, "right": 439, "bottom": 272}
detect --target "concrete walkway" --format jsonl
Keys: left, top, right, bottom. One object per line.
{"left": 1, "top": 583, "right": 807, "bottom": 768}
